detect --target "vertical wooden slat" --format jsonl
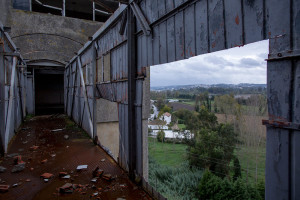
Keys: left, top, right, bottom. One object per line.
{"left": 167, "top": 16, "right": 176, "bottom": 63}
{"left": 224, "top": 0, "right": 243, "bottom": 48}
{"left": 184, "top": 4, "right": 196, "bottom": 58}
{"left": 159, "top": 21, "right": 168, "bottom": 64}
{"left": 158, "top": 0, "right": 166, "bottom": 18}
{"left": 208, "top": 0, "right": 225, "bottom": 52}
{"left": 175, "top": 11, "right": 185, "bottom": 60}
{"left": 195, "top": 0, "right": 209, "bottom": 55}
{"left": 147, "top": 34, "right": 153, "bottom": 66}
{"left": 166, "top": 0, "right": 175, "bottom": 13}
{"left": 153, "top": 25, "right": 160, "bottom": 65}
{"left": 242, "top": 0, "right": 264, "bottom": 44}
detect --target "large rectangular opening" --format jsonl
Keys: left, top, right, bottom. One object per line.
{"left": 35, "top": 73, "right": 64, "bottom": 115}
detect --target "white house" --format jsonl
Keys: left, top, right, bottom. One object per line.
{"left": 159, "top": 112, "right": 172, "bottom": 125}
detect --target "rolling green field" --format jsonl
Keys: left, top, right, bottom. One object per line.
{"left": 148, "top": 137, "right": 187, "bottom": 167}
{"left": 148, "top": 137, "right": 266, "bottom": 183}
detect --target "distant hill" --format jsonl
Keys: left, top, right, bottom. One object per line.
{"left": 151, "top": 83, "right": 266, "bottom": 91}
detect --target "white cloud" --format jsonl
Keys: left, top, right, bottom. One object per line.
{"left": 150, "top": 40, "right": 268, "bottom": 87}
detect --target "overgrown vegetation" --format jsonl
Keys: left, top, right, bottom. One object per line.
{"left": 149, "top": 158, "right": 202, "bottom": 200}
{"left": 198, "top": 170, "right": 264, "bottom": 200}
{"left": 149, "top": 85, "right": 267, "bottom": 199}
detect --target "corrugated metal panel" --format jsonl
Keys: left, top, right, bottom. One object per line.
{"left": 63, "top": 1, "right": 300, "bottom": 198}
{"left": 0, "top": 24, "right": 27, "bottom": 153}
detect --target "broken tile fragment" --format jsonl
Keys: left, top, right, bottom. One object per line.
{"left": 0, "top": 185, "right": 9, "bottom": 193}
{"left": 30, "top": 145, "right": 39, "bottom": 151}
{"left": 92, "top": 167, "right": 104, "bottom": 177}
{"left": 41, "top": 159, "right": 48, "bottom": 164}
{"left": 59, "top": 172, "right": 68, "bottom": 177}
{"left": 7, "top": 153, "right": 19, "bottom": 158}
{"left": 59, "top": 183, "right": 74, "bottom": 193}
{"left": 13, "top": 155, "right": 25, "bottom": 165}
{"left": 62, "top": 175, "right": 71, "bottom": 179}
{"left": 11, "top": 163, "right": 25, "bottom": 173}
{"left": 40, "top": 173, "right": 54, "bottom": 179}
{"left": 0, "top": 166, "right": 7, "bottom": 173}
{"left": 51, "top": 129, "right": 63, "bottom": 132}
{"left": 91, "top": 178, "right": 98, "bottom": 183}
{"left": 102, "top": 174, "right": 112, "bottom": 181}
{"left": 76, "top": 165, "right": 88, "bottom": 171}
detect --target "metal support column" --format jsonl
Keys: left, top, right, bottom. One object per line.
{"left": 93, "top": 2, "right": 96, "bottom": 21}
{"left": 4, "top": 56, "right": 17, "bottom": 153}
{"left": 62, "top": 0, "right": 66, "bottom": 16}
{"left": 127, "top": 7, "right": 137, "bottom": 181}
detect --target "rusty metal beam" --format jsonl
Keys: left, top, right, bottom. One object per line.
{"left": 127, "top": 6, "right": 137, "bottom": 181}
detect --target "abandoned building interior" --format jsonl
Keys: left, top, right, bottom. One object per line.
{"left": 0, "top": 0, "right": 300, "bottom": 199}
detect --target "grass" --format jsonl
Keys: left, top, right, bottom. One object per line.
{"left": 148, "top": 136, "right": 266, "bottom": 184}
{"left": 148, "top": 137, "right": 187, "bottom": 167}
{"left": 178, "top": 124, "right": 186, "bottom": 130}
{"left": 234, "top": 143, "right": 266, "bottom": 184}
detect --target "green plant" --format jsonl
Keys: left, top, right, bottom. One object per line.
{"left": 157, "top": 130, "right": 165, "bottom": 142}
{"left": 198, "top": 170, "right": 262, "bottom": 200}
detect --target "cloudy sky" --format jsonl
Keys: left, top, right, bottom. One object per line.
{"left": 150, "top": 40, "right": 269, "bottom": 87}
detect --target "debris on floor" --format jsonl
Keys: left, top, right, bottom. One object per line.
{"left": 11, "top": 163, "right": 25, "bottom": 173}
{"left": 102, "top": 174, "right": 112, "bottom": 181}
{"left": 92, "top": 167, "right": 104, "bottom": 177}
{"left": 40, "top": 173, "right": 54, "bottom": 179}
{"left": 0, "top": 166, "right": 7, "bottom": 173}
{"left": 0, "top": 185, "right": 9, "bottom": 193}
{"left": 76, "top": 165, "right": 88, "bottom": 171}
{"left": 51, "top": 129, "right": 63, "bottom": 132}
{"left": 59, "top": 183, "right": 74, "bottom": 193}
{"left": 0, "top": 115, "right": 152, "bottom": 200}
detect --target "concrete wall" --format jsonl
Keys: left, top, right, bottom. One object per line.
{"left": 0, "top": 0, "right": 12, "bottom": 26}
{"left": 0, "top": 0, "right": 102, "bottom": 64}
{"left": 9, "top": 10, "right": 102, "bottom": 63}
{"left": 142, "top": 67, "right": 150, "bottom": 181}
{"left": 96, "top": 98, "right": 119, "bottom": 161}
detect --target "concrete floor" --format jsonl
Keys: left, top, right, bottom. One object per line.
{"left": 0, "top": 115, "right": 152, "bottom": 200}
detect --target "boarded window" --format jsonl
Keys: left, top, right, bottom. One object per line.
{"left": 103, "top": 53, "right": 111, "bottom": 82}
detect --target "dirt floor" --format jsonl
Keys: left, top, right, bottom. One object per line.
{"left": 0, "top": 115, "right": 152, "bottom": 200}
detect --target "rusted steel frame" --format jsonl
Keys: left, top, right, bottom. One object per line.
{"left": 127, "top": 6, "right": 137, "bottom": 180}
{"left": 131, "top": 2, "right": 151, "bottom": 35}
{"left": 16, "top": 62, "right": 24, "bottom": 122}
{"left": 119, "top": 10, "right": 127, "bottom": 35}
{"left": 4, "top": 56, "right": 17, "bottom": 153}
{"left": 70, "top": 63, "right": 78, "bottom": 118}
{"left": 149, "top": 0, "right": 198, "bottom": 27}
{"left": 77, "top": 57, "right": 94, "bottom": 136}
{"left": 90, "top": 0, "right": 115, "bottom": 13}
{"left": 65, "top": 66, "right": 71, "bottom": 114}
{"left": 268, "top": 49, "right": 300, "bottom": 61}
{"left": 263, "top": 120, "right": 300, "bottom": 131}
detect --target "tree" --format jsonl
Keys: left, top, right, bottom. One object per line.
{"left": 233, "top": 156, "right": 242, "bottom": 181}
{"left": 186, "top": 107, "right": 238, "bottom": 177}
{"left": 157, "top": 130, "right": 165, "bottom": 142}
{"left": 156, "top": 98, "right": 165, "bottom": 111}
{"left": 158, "top": 105, "right": 171, "bottom": 118}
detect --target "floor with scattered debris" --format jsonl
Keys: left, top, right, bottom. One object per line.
{"left": 0, "top": 115, "right": 152, "bottom": 200}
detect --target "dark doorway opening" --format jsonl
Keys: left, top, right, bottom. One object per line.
{"left": 35, "top": 73, "right": 64, "bottom": 115}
